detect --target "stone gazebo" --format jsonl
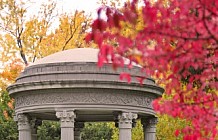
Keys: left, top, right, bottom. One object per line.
{"left": 7, "top": 48, "right": 164, "bottom": 140}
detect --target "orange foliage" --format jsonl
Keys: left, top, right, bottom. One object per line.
{"left": 7, "top": 101, "right": 14, "bottom": 110}
{"left": 3, "top": 110, "right": 9, "bottom": 120}
{"left": 0, "top": 60, "right": 23, "bottom": 121}
{"left": 1, "top": 59, "right": 24, "bottom": 83}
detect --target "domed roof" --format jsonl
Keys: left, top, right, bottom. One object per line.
{"left": 31, "top": 48, "right": 99, "bottom": 66}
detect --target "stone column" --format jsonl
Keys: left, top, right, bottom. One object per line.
{"left": 56, "top": 110, "right": 76, "bottom": 140}
{"left": 142, "top": 117, "right": 158, "bottom": 140}
{"left": 74, "top": 122, "right": 84, "bottom": 140}
{"left": 14, "top": 114, "right": 32, "bottom": 140}
{"left": 118, "top": 112, "right": 138, "bottom": 140}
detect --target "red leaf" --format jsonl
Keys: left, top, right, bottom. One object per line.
{"left": 85, "top": 33, "right": 93, "bottom": 43}
{"left": 92, "top": 19, "right": 107, "bottom": 31}
{"left": 120, "top": 72, "right": 131, "bottom": 83}
{"left": 174, "top": 129, "right": 180, "bottom": 137}
{"left": 98, "top": 56, "right": 105, "bottom": 67}
{"left": 137, "top": 77, "right": 145, "bottom": 85}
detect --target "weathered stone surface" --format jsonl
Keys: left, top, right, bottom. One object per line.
{"left": 15, "top": 89, "right": 154, "bottom": 109}
{"left": 14, "top": 114, "right": 32, "bottom": 140}
{"left": 118, "top": 112, "right": 138, "bottom": 140}
{"left": 56, "top": 110, "right": 76, "bottom": 140}
{"left": 7, "top": 48, "right": 164, "bottom": 140}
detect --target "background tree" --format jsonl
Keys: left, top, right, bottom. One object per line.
{"left": 0, "top": 59, "right": 23, "bottom": 140}
{"left": 0, "top": 0, "right": 91, "bottom": 66}
{"left": 37, "top": 121, "right": 60, "bottom": 140}
{"left": 88, "top": 0, "right": 218, "bottom": 139}
{"left": 81, "top": 122, "right": 113, "bottom": 140}
{"left": 156, "top": 115, "right": 189, "bottom": 140}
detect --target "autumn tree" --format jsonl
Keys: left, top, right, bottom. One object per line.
{"left": 0, "top": 59, "right": 23, "bottom": 140}
{"left": 39, "top": 10, "right": 91, "bottom": 57}
{"left": 81, "top": 122, "right": 113, "bottom": 140}
{"left": 0, "top": 0, "right": 56, "bottom": 65}
{"left": 93, "top": 0, "right": 191, "bottom": 139}
{"left": 0, "top": 0, "right": 91, "bottom": 66}
{"left": 88, "top": 0, "right": 218, "bottom": 139}
{"left": 0, "top": 59, "right": 24, "bottom": 120}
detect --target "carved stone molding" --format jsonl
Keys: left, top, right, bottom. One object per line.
{"left": 14, "top": 114, "right": 31, "bottom": 131}
{"left": 118, "top": 112, "right": 138, "bottom": 129}
{"left": 56, "top": 110, "right": 76, "bottom": 128}
{"left": 15, "top": 90, "right": 154, "bottom": 110}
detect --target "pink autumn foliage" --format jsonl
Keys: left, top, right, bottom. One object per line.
{"left": 87, "top": 0, "right": 218, "bottom": 139}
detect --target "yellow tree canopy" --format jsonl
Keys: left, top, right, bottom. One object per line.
{"left": 0, "top": 0, "right": 92, "bottom": 66}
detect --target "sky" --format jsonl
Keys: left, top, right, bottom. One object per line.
{"left": 29, "top": 0, "right": 101, "bottom": 18}
{"left": 26, "top": 0, "right": 128, "bottom": 20}
{"left": 56, "top": 0, "right": 100, "bottom": 14}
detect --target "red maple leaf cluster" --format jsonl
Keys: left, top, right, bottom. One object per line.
{"left": 87, "top": 0, "right": 218, "bottom": 139}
